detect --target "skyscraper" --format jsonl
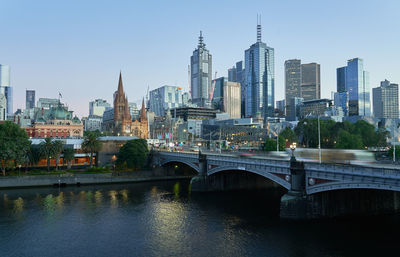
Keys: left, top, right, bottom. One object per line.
{"left": 285, "top": 59, "right": 301, "bottom": 117}
{"left": 336, "top": 67, "right": 346, "bottom": 92}
{"left": 0, "top": 64, "right": 12, "bottom": 115}
{"left": 244, "top": 19, "right": 275, "bottom": 121}
{"left": 372, "top": 79, "right": 399, "bottom": 119}
{"left": 345, "top": 58, "right": 371, "bottom": 116}
{"left": 223, "top": 81, "right": 241, "bottom": 119}
{"left": 26, "top": 90, "right": 35, "bottom": 109}
{"left": 190, "top": 31, "right": 212, "bottom": 108}
{"left": 301, "top": 63, "right": 321, "bottom": 101}
{"left": 335, "top": 58, "right": 371, "bottom": 116}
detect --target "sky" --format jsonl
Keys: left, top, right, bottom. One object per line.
{"left": 1, "top": 0, "right": 399, "bottom": 118}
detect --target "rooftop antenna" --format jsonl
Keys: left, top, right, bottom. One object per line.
{"left": 257, "top": 14, "right": 262, "bottom": 43}
{"left": 198, "top": 31, "right": 205, "bottom": 48}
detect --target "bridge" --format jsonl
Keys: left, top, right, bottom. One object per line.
{"left": 152, "top": 150, "right": 400, "bottom": 219}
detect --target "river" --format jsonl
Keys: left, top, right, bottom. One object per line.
{"left": 1, "top": 180, "right": 399, "bottom": 257}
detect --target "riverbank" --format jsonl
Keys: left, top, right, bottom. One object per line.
{"left": 0, "top": 170, "right": 193, "bottom": 189}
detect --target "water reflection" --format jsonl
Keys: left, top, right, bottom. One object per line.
{"left": 109, "top": 190, "right": 118, "bottom": 208}
{"left": 0, "top": 181, "right": 400, "bottom": 257}
{"left": 13, "top": 197, "right": 24, "bottom": 214}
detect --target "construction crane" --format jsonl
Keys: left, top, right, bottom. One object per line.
{"left": 209, "top": 71, "right": 218, "bottom": 101}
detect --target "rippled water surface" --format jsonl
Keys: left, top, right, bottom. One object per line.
{"left": 1, "top": 180, "right": 400, "bottom": 257}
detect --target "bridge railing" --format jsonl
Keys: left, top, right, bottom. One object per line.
{"left": 305, "top": 162, "right": 400, "bottom": 179}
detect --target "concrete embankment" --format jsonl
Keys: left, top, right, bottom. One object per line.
{"left": 0, "top": 171, "right": 192, "bottom": 189}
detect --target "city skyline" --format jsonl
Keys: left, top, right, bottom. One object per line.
{"left": 1, "top": 0, "right": 399, "bottom": 117}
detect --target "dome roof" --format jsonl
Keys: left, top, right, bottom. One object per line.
{"left": 72, "top": 116, "right": 81, "bottom": 123}
{"left": 50, "top": 105, "right": 72, "bottom": 120}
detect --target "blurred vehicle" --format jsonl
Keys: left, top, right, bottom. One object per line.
{"left": 190, "top": 146, "right": 200, "bottom": 152}
{"left": 288, "top": 148, "right": 376, "bottom": 165}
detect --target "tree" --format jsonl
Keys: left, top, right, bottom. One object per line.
{"left": 388, "top": 146, "right": 400, "bottom": 160}
{"left": 28, "top": 144, "right": 43, "bottom": 167}
{"left": 264, "top": 136, "right": 285, "bottom": 151}
{"left": 63, "top": 147, "right": 75, "bottom": 169}
{"left": 52, "top": 140, "right": 64, "bottom": 171}
{"left": 335, "top": 130, "right": 363, "bottom": 149}
{"left": 39, "top": 138, "right": 56, "bottom": 172}
{"left": 82, "top": 131, "right": 102, "bottom": 168}
{"left": 280, "top": 127, "right": 297, "bottom": 145}
{"left": 117, "top": 139, "right": 149, "bottom": 170}
{"left": 0, "top": 121, "right": 31, "bottom": 176}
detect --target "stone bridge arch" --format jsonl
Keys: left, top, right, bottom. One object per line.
{"left": 207, "top": 166, "right": 291, "bottom": 190}
{"left": 160, "top": 159, "right": 200, "bottom": 173}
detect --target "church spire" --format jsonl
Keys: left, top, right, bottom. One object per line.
{"left": 118, "top": 71, "right": 124, "bottom": 93}
{"left": 140, "top": 97, "right": 147, "bottom": 121}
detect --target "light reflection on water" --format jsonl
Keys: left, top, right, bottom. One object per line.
{"left": 0, "top": 180, "right": 400, "bottom": 257}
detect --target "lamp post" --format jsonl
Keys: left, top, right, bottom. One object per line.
{"left": 318, "top": 115, "right": 321, "bottom": 164}
{"left": 290, "top": 142, "right": 297, "bottom": 162}
{"left": 18, "top": 164, "right": 21, "bottom": 176}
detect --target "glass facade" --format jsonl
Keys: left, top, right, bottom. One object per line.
{"left": 336, "top": 67, "right": 346, "bottom": 92}
{"left": 342, "top": 58, "right": 371, "bottom": 116}
{"left": 212, "top": 77, "right": 225, "bottom": 111}
{"left": 244, "top": 37, "right": 275, "bottom": 121}
{"left": 149, "top": 85, "right": 183, "bottom": 116}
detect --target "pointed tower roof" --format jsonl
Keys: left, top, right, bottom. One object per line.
{"left": 140, "top": 97, "right": 147, "bottom": 121}
{"left": 118, "top": 71, "right": 124, "bottom": 93}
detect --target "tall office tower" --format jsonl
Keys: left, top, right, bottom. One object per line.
{"left": 301, "top": 63, "right": 321, "bottom": 101}
{"left": 223, "top": 81, "right": 241, "bottom": 119}
{"left": 89, "top": 99, "right": 111, "bottom": 117}
{"left": 345, "top": 58, "right": 371, "bottom": 116}
{"left": 212, "top": 77, "right": 226, "bottom": 111}
{"left": 0, "top": 64, "right": 12, "bottom": 115}
{"left": 149, "top": 85, "right": 183, "bottom": 116}
{"left": 285, "top": 59, "right": 301, "bottom": 117}
{"left": 372, "top": 79, "right": 399, "bottom": 119}
{"left": 26, "top": 90, "right": 35, "bottom": 109}
{"left": 190, "top": 31, "right": 212, "bottom": 108}
{"left": 228, "top": 61, "right": 245, "bottom": 116}
{"left": 336, "top": 67, "right": 346, "bottom": 92}
{"left": 244, "top": 19, "right": 275, "bottom": 121}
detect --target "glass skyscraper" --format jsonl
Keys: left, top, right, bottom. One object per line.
{"left": 190, "top": 31, "right": 212, "bottom": 108}
{"left": 335, "top": 58, "right": 370, "bottom": 116}
{"left": 346, "top": 58, "right": 371, "bottom": 116}
{"left": 244, "top": 22, "right": 274, "bottom": 121}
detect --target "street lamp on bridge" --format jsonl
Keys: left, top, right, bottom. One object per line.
{"left": 290, "top": 142, "right": 297, "bottom": 162}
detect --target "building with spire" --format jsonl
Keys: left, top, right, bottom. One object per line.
{"left": 190, "top": 31, "right": 212, "bottom": 108}
{"left": 103, "top": 73, "right": 148, "bottom": 138}
{"left": 244, "top": 17, "right": 275, "bottom": 123}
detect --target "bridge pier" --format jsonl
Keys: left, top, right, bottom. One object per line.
{"left": 190, "top": 151, "right": 212, "bottom": 192}
{"left": 280, "top": 160, "right": 311, "bottom": 219}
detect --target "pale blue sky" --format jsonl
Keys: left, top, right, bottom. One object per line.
{"left": 1, "top": 0, "right": 399, "bottom": 117}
